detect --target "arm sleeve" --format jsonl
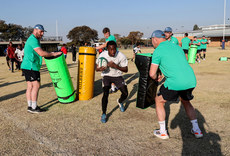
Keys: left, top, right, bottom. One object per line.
{"left": 120, "top": 54, "right": 128, "bottom": 67}
{"left": 31, "top": 38, "right": 41, "bottom": 49}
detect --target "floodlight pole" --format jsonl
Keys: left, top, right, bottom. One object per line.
{"left": 222, "top": 0, "right": 226, "bottom": 49}
{"left": 56, "top": 20, "right": 58, "bottom": 40}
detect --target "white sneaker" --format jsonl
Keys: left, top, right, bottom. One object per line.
{"left": 153, "top": 129, "right": 169, "bottom": 139}
{"left": 191, "top": 129, "right": 203, "bottom": 138}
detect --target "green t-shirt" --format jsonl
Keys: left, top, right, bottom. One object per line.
{"left": 168, "top": 36, "right": 179, "bottom": 45}
{"left": 21, "top": 34, "right": 42, "bottom": 71}
{"left": 200, "top": 39, "right": 208, "bottom": 49}
{"left": 106, "top": 35, "right": 116, "bottom": 43}
{"left": 151, "top": 41, "right": 197, "bottom": 90}
{"left": 181, "top": 37, "right": 191, "bottom": 50}
{"left": 192, "top": 40, "right": 201, "bottom": 50}
{"left": 105, "top": 35, "right": 117, "bottom": 50}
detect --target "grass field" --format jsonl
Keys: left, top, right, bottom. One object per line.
{"left": 0, "top": 47, "right": 230, "bottom": 155}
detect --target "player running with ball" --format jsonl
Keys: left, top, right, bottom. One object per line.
{"left": 96, "top": 41, "right": 128, "bottom": 123}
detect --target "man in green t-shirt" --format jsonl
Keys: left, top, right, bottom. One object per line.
{"left": 164, "top": 27, "right": 179, "bottom": 45}
{"left": 96, "top": 27, "right": 116, "bottom": 51}
{"left": 200, "top": 35, "right": 208, "bottom": 60}
{"left": 149, "top": 30, "right": 203, "bottom": 140}
{"left": 96, "top": 27, "right": 118, "bottom": 93}
{"left": 191, "top": 36, "right": 201, "bottom": 63}
{"left": 180, "top": 33, "right": 191, "bottom": 60}
{"left": 21, "top": 24, "right": 62, "bottom": 114}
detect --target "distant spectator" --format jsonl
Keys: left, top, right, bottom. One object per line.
{"left": 131, "top": 43, "right": 141, "bottom": 62}
{"left": 71, "top": 44, "right": 76, "bottom": 63}
{"left": 61, "top": 44, "right": 68, "bottom": 59}
{"left": 15, "top": 44, "right": 24, "bottom": 70}
{"left": 7, "top": 42, "right": 16, "bottom": 73}
{"left": 4, "top": 45, "right": 11, "bottom": 70}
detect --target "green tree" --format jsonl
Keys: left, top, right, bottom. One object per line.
{"left": 127, "top": 31, "right": 144, "bottom": 45}
{"left": 0, "top": 20, "right": 33, "bottom": 41}
{"left": 119, "top": 36, "right": 131, "bottom": 48}
{"left": 67, "top": 25, "right": 98, "bottom": 45}
{"left": 193, "top": 24, "right": 200, "bottom": 31}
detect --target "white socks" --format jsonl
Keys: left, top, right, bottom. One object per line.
{"left": 27, "top": 100, "right": 32, "bottom": 107}
{"left": 111, "top": 84, "right": 115, "bottom": 90}
{"left": 31, "top": 101, "right": 37, "bottom": 109}
{"left": 159, "top": 121, "right": 166, "bottom": 134}
{"left": 191, "top": 119, "right": 201, "bottom": 132}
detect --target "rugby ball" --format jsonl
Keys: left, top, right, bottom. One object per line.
{"left": 98, "top": 57, "right": 108, "bottom": 68}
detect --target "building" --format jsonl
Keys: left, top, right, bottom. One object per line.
{"left": 173, "top": 24, "right": 230, "bottom": 47}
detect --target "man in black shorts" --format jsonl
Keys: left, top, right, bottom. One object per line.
{"left": 21, "top": 24, "right": 62, "bottom": 113}
{"left": 149, "top": 30, "right": 203, "bottom": 139}
{"left": 180, "top": 33, "right": 191, "bottom": 60}
{"left": 96, "top": 41, "right": 128, "bottom": 123}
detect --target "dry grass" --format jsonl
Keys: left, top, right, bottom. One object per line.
{"left": 0, "top": 47, "right": 230, "bottom": 155}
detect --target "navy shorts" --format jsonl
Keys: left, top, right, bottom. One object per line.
{"left": 102, "top": 76, "right": 126, "bottom": 89}
{"left": 22, "top": 69, "right": 40, "bottom": 82}
{"left": 158, "top": 85, "right": 194, "bottom": 101}
{"left": 183, "top": 49, "right": 189, "bottom": 54}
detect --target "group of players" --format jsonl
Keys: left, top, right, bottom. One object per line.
{"left": 19, "top": 24, "right": 204, "bottom": 140}
{"left": 95, "top": 27, "right": 204, "bottom": 140}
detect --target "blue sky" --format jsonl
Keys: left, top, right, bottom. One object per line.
{"left": 1, "top": 0, "right": 230, "bottom": 42}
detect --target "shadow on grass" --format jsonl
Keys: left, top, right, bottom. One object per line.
{"left": 0, "top": 82, "right": 53, "bottom": 103}
{"left": 40, "top": 98, "right": 59, "bottom": 111}
{"left": 170, "top": 105, "right": 222, "bottom": 155}
{"left": 0, "top": 79, "right": 25, "bottom": 88}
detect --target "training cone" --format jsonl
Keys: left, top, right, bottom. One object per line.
{"left": 77, "top": 47, "right": 96, "bottom": 100}
{"left": 45, "top": 53, "right": 76, "bottom": 103}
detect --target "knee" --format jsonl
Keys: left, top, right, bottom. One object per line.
{"left": 155, "top": 95, "right": 165, "bottom": 105}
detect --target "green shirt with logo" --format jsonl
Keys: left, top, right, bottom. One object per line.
{"left": 200, "top": 39, "right": 208, "bottom": 49}
{"left": 168, "top": 36, "right": 179, "bottom": 45}
{"left": 181, "top": 37, "right": 191, "bottom": 50}
{"left": 21, "top": 34, "right": 42, "bottom": 71}
{"left": 151, "top": 41, "right": 196, "bottom": 91}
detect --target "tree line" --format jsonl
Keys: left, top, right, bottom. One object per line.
{"left": 0, "top": 20, "right": 200, "bottom": 47}
{"left": 0, "top": 20, "right": 33, "bottom": 41}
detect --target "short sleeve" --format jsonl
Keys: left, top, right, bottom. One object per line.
{"left": 151, "top": 49, "right": 161, "bottom": 65}
{"left": 31, "top": 37, "right": 41, "bottom": 49}
{"left": 119, "top": 54, "right": 128, "bottom": 67}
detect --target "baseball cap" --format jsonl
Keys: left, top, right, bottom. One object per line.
{"left": 34, "top": 24, "right": 46, "bottom": 32}
{"left": 164, "top": 27, "right": 172, "bottom": 32}
{"left": 150, "top": 30, "right": 165, "bottom": 38}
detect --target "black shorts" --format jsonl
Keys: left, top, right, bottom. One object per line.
{"left": 102, "top": 76, "right": 126, "bottom": 89}
{"left": 197, "top": 50, "right": 201, "bottom": 53}
{"left": 201, "top": 49, "right": 206, "bottom": 52}
{"left": 22, "top": 69, "right": 41, "bottom": 82}
{"left": 183, "top": 49, "right": 189, "bottom": 54}
{"left": 158, "top": 85, "right": 194, "bottom": 101}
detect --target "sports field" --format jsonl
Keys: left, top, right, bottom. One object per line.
{"left": 0, "top": 47, "right": 230, "bottom": 155}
